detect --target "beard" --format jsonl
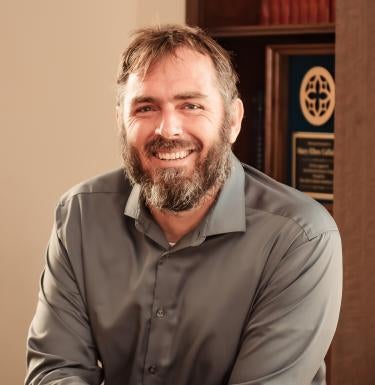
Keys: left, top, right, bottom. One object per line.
{"left": 120, "top": 121, "right": 232, "bottom": 212}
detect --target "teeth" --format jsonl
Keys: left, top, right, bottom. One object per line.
{"left": 156, "top": 150, "right": 190, "bottom": 160}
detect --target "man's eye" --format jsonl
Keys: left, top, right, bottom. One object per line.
{"left": 135, "top": 105, "right": 154, "bottom": 113}
{"left": 183, "top": 104, "right": 202, "bottom": 111}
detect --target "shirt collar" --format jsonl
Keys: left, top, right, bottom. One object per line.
{"left": 205, "top": 153, "right": 246, "bottom": 236}
{"left": 124, "top": 152, "right": 246, "bottom": 236}
{"left": 124, "top": 183, "right": 141, "bottom": 220}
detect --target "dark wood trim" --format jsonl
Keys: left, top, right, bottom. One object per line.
{"left": 185, "top": 0, "right": 202, "bottom": 26}
{"left": 264, "top": 45, "right": 286, "bottom": 182}
{"left": 329, "top": 0, "right": 375, "bottom": 384}
{"left": 209, "top": 23, "right": 335, "bottom": 38}
{"left": 264, "top": 43, "right": 334, "bottom": 183}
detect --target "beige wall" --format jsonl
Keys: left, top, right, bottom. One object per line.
{"left": 0, "top": 1, "right": 185, "bottom": 382}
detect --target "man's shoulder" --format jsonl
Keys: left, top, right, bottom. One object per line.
{"left": 241, "top": 163, "right": 338, "bottom": 240}
{"left": 59, "top": 168, "right": 131, "bottom": 206}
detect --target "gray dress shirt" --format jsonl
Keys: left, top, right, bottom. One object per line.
{"left": 26, "top": 155, "right": 342, "bottom": 385}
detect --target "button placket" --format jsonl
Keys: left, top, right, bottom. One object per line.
{"left": 156, "top": 252, "right": 167, "bottom": 320}
{"left": 156, "top": 308, "right": 166, "bottom": 318}
{"left": 158, "top": 250, "right": 168, "bottom": 266}
{"left": 147, "top": 365, "right": 157, "bottom": 375}
{"left": 143, "top": 250, "right": 174, "bottom": 383}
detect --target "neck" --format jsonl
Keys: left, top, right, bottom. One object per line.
{"left": 149, "top": 190, "right": 218, "bottom": 244}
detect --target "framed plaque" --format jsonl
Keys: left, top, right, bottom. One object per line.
{"left": 264, "top": 43, "right": 335, "bottom": 202}
{"left": 292, "top": 132, "right": 334, "bottom": 201}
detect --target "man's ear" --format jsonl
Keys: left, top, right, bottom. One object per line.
{"left": 115, "top": 104, "right": 123, "bottom": 134}
{"left": 228, "top": 98, "right": 244, "bottom": 144}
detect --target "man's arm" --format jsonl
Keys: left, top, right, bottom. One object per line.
{"left": 228, "top": 230, "right": 342, "bottom": 385}
{"left": 26, "top": 211, "right": 103, "bottom": 385}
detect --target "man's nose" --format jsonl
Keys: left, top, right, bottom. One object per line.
{"left": 155, "top": 110, "right": 183, "bottom": 138}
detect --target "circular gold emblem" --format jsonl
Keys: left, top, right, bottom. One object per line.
{"left": 299, "top": 66, "right": 335, "bottom": 126}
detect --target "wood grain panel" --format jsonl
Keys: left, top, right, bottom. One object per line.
{"left": 203, "top": 0, "right": 260, "bottom": 27}
{"left": 185, "top": 0, "right": 201, "bottom": 26}
{"left": 330, "top": 0, "right": 375, "bottom": 383}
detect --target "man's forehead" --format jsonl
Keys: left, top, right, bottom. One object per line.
{"left": 128, "top": 48, "right": 217, "bottom": 84}
{"left": 123, "top": 51, "right": 219, "bottom": 102}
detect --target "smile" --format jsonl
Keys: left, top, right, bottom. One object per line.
{"left": 155, "top": 150, "right": 192, "bottom": 160}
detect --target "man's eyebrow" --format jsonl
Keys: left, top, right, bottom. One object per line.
{"left": 174, "top": 92, "right": 208, "bottom": 100}
{"left": 131, "top": 96, "right": 158, "bottom": 105}
{"left": 131, "top": 92, "right": 208, "bottom": 105}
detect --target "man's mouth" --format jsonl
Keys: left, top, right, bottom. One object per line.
{"left": 145, "top": 137, "right": 200, "bottom": 162}
{"left": 155, "top": 149, "right": 193, "bottom": 160}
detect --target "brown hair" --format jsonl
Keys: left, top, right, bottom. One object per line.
{"left": 116, "top": 24, "right": 239, "bottom": 107}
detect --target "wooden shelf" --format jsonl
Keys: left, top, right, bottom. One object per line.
{"left": 208, "top": 23, "right": 335, "bottom": 38}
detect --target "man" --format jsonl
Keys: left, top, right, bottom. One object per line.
{"left": 26, "top": 25, "right": 342, "bottom": 385}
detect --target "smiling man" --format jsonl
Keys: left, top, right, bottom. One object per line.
{"left": 26, "top": 25, "right": 342, "bottom": 385}
{"left": 119, "top": 44, "right": 242, "bottom": 243}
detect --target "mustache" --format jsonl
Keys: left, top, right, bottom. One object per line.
{"left": 144, "top": 136, "right": 202, "bottom": 156}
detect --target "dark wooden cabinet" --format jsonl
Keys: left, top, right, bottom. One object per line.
{"left": 186, "top": 0, "right": 334, "bottom": 180}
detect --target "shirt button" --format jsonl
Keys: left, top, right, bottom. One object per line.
{"left": 156, "top": 308, "right": 166, "bottom": 318}
{"left": 148, "top": 365, "right": 157, "bottom": 374}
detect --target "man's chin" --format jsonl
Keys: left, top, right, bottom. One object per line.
{"left": 147, "top": 165, "right": 193, "bottom": 182}
{"left": 122, "top": 134, "right": 232, "bottom": 210}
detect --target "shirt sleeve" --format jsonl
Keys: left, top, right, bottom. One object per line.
{"left": 227, "top": 229, "right": 342, "bottom": 385}
{"left": 25, "top": 205, "right": 103, "bottom": 385}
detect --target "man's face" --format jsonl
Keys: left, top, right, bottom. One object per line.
{"left": 119, "top": 48, "right": 240, "bottom": 211}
